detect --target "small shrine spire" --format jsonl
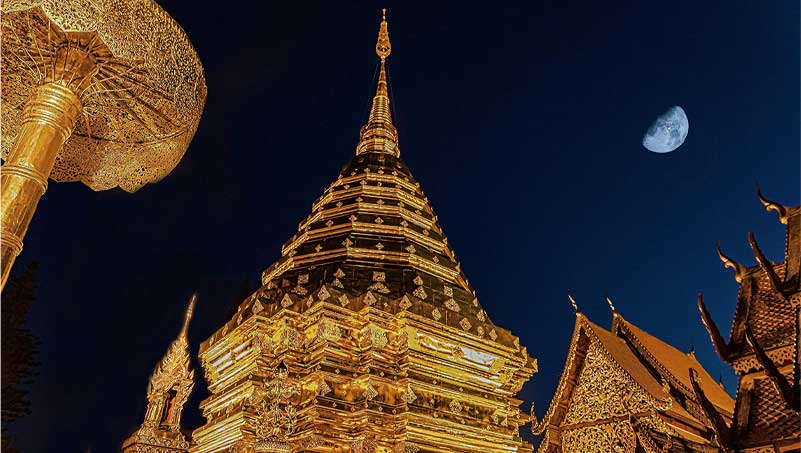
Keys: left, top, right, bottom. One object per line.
{"left": 122, "top": 294, "right": 196, "bottom": 452}
{"left": 356, "top": 9, "right": 400, "bottom": 157}
{"left": 179, "top": 292, "right": 197, "bottom": 340}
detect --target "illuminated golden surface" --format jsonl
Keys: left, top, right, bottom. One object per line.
{"left": 123, "top": 294, "right": 197, "bottom": 453}
{"left": 533, "top": 310, "right": 734, "bottom": 453}
{"left": 189, "top": 11, "right": 537, "bottom": 453}
{"left": 1, "top": 82, "right": 82, "bottom": 288}
{"left": 0, "top": 0, "right": 206, "bottom": 289}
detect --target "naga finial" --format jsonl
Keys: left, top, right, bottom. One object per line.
{"left": 376, "top": 9, "right": 392, "bottom": 62}
{"left": 689, "top": 368, "right": 732, "bottom": 448}
{"left": 179, "top": 292, "right": 198, "bottom": 340}
{"left": 717, "top": 241, "right": 745, "bottom": 283}
{"left": 748, "top": 231, "right": 787, "bottom": 301}
{"left": 756, "top": 183, "right": 789, "bottom": 224}
{"left": 567, "top": 290, "right": 579, "bottom": 313}
{"left": 606, "top": 296, "right": 616, "bottom": 313}
{"left": 698, "top": 291, "right": 731, "bottom": 363}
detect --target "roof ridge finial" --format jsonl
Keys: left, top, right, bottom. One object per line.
{"left": 567, "top": 290, "right": 579, "bottom": 314}
{"left": 756, "top": 183, "right": 789, "bottom": 224}
{"left": 717, "top": 241, "right": 745, "bottom": 283}
{"left": 179, "top": 292, "right": 197, "bottom": 340}
{"left": 606, "top": 295, "right": 617, "bottom": 313}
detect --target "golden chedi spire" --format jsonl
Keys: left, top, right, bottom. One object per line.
{"left": 356, "top": 9, "right": 400, "bottom": 157}
{"left": 122, "top": 294, "right": 197, "bottom": 453}
{"left": 192, "top": 11, "right": 536, "bottom": 453}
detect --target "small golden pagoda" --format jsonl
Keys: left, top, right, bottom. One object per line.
{"left": 123, "top": 295, "right": 198, "bottom": 453}
{"left": 697, "top": 189, "right": 800, "bottom": 452}
{"left": 190, "top": 10, "right": 536, "bottom": 453}
{"left": 532, "top": 297, "right": 735, "bottom": 452}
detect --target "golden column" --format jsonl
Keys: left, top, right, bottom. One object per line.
{"left": 0, "top": 1, "right": 207, "bottom": 289}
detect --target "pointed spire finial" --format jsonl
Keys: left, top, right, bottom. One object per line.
{"left": 179, "top": 292, "right": 197, "bottom": 340}
{"left": 356, "top": 9, "right": 399, "bottom": 157}
{"left": 376, "top": 9, "right": 392, "bottom": 62}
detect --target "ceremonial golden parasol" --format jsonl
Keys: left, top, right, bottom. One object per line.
{"left": 0, "top": 0, "right": 207, "bottom": 289}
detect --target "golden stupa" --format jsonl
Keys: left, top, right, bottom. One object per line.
{"left": 126, "top": 10, "right": 535, "bottom": 453}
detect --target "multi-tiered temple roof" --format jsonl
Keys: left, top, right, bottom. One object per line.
{"left": 191, "top": 11, "right": 536, "bottom": 453}
{"left": 698, "top": 190, "right": 800, "bottom": 452}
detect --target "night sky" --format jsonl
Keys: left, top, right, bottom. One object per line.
{"left": 9, "top": 1, "right": 799, "bottom": 451}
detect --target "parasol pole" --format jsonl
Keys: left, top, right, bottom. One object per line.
{"left": 0, "top": 47, "right": 96, "bottom": 290}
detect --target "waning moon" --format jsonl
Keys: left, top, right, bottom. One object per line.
{"left": 642, "top": 106, "right": 689, "bottom": 153}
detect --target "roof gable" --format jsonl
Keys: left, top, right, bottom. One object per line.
{"left": 533, "top": 315, "right": 673, "bottom": 435}
{"left": 613, "top": 316, "right": 734, "bottom": 416}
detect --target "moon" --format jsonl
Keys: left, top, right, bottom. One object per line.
{"left": 642, "top": 106, "right": 689, "bottom": 153}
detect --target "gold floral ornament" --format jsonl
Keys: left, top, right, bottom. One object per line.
{"left": 251, "top": 362, "right": 298, "bottom": 453}
{"left": 121, "top": 293, "right": 198, "bottom": 453}
{"left": 0, "top": 0, "right": 206, "bottom": 289}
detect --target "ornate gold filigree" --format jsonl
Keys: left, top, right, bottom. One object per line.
{"left": 1, "top": 1, "right": 206, "bottom": 191}
{"left": 188, "top": 11, "right": 537, "bottom": 453}
{"left": 122, "top": 295, "right": 197, "bottom": 453}
{"left": 561, "top": 420, "right": 636, "bottom": 453}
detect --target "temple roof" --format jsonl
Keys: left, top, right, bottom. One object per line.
{"left": 701, "top": 192, "right": 800, "bottom": 449}
{"left": 533, "top": 310, "right": 734, "bottom": 451}
{"left": 613, "top": 316, "right": 734, "bottom": 416}
{"left": 716, "top": 196, "right": 800, "bottom": 362}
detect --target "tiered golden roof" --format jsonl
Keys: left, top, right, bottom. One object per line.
{"left": 190, "top": 11, "right": 536, "bottom": 453}
{"left": 698, "top": 190, "right": 800, "bottom": 452}
{"left": 532, "top": 304, "right": 734, "bottom": 453}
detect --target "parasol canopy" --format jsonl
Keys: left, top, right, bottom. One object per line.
{"left": 1, "top": 0, "right": 207, "bottom": 192}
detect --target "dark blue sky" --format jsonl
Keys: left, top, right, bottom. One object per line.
{"left": 10, "top": 1, "right": 799, "bottom": 451}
